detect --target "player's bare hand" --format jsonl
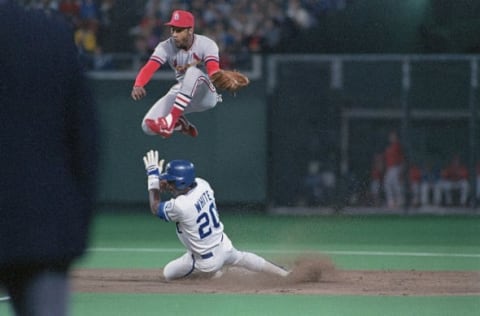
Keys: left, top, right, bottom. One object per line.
{"left": 131, "top": 86, "right": 147, "bottom": 101}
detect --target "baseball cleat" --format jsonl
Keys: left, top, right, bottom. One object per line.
{"left": 175, "top": 116, "right": 198, "bottom": 137}
{"left": 279, "top": 266, "right": 291, "bottom": 277}
{"left": 145, "top": 117, "right": 174, "bottom": 138}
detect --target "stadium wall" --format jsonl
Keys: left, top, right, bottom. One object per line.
{"left": 91, "top": 79, "right": 268, "bottom": 207}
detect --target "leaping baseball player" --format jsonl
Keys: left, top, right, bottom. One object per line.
{"left": 143, "top": 150, "right": 290, "bottom": 280}
{"left": 131, "top": 10, "right": 248, "bottom": 139}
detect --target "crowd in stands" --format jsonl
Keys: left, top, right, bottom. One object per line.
{"left": 19, "top": 0, "right": 350, "bottom": 70}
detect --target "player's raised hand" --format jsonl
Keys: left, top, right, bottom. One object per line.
{"left": 143, "top": 150, "right": 165, "bottom": 191}
{"left": 143, "top": 150, "right": 165, "bottom": 175}
{"left": 131, "top": 86, "right": 147, "bottom": 101}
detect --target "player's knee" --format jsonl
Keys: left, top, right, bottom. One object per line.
{"left": 185, "top": 66, "right": 202, "bottom": 78}
{"left": 141, "top": 120, "right": 156, "bottom": 135}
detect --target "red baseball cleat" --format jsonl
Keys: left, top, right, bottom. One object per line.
{"left": 175, "top": 116, "right": 198, "bottom": 137}
{"left": 145, "top": 117, "right": 174, "bottom": 138}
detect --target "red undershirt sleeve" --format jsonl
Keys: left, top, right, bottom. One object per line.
{"left": 134, "top": 60, "right": 161, "bottom": 87}
{"left": 206, "top": 60, "right": 220, "bottom": 77}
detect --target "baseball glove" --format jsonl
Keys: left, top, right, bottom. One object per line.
{"left": 210, "top": 70, "right": 249, "bottom": 92}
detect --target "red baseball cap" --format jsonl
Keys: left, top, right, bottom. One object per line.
{"left": 165, "top": 10, "right": 194, "bottom": 28}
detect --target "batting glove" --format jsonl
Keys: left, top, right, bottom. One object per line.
{"left": 143, "top": 150, "right": 164, "bottom": 190}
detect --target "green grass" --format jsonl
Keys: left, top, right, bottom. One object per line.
{"left": 68, "top": 293, "right": 480, "bottom": 316}
{"left": 2, "top": 212, "right": 479, "bottom": 316}
{"left": 78, "top": 212, "right": 480, "bottom": 270}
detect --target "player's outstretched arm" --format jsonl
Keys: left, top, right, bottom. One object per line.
{"left": 148, "top": 189, "right": 160, "bottom": 216}
{"left": 131, "top": 60, "right": 161, "bottom": 101}
{"left": 143, "top": 150, "right": 165, "bottom": 215}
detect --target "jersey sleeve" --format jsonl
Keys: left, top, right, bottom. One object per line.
{"left": 134, "top": 40, "right": 171, "bottom": 87}
{"left": 157, "top": 198, "right": 181, "bottom": 222}
{"left": 151, "top": 40, "right": 170, "bottom": 66}
{"left": 133, "top": 60, "right": 160, "bottom": 87}
{"left": 202, "top": 37, "right": 221, "bottom": 76}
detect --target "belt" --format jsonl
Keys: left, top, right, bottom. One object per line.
{"left": 196, "top": 235, "right": 224, "bottom": 260}
{"left": 200, "top": 252, "right": 213, "bottom": 259}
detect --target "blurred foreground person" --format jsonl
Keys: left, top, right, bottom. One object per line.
{"left": 0, "top": 1, "right": 98, "bottom": 315}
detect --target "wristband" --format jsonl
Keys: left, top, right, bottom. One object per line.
{"left": 147, "top": 175, "right": 160, "bottom": 190}
{"left": 147, "top": 169, "right": 160, "bottom": 176}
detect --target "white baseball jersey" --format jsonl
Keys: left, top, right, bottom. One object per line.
{"left": 150, "top": 34, "right": 220, "bottom": 82}
{"left": 155, "top": 178, "right": 289, "bottom": 281}
{"left": 157, "top": 177, "right": 224, "bottom": 256}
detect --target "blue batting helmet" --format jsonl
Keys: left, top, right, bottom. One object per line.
{"left": 160, "top": 160, "right": 195, "bottom": 190}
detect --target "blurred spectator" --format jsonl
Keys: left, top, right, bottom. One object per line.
{"left": 298, "top": 160, "right": 323, "bottom": 206}
{"left": 420, "top": 160, "right": 442, "bottom": 207}
{"left": 74, "top": 18, "right": 99, "bottom": 68}
{"left": 132, "top": 34, "right": 151, "bottom": 69}
{"left": 215, "top": 0, "right": 232, "bottom": 16}
{"left": 58, "top": 0, "right": 80, "bottom": 26}
{"left": 129, "top": 15, "right": 163, "bottom": 55}
{"left": 79, "top": 0, "right": 98, "bottom": 20}
{"left": 345, "top": 171, "right": 361, "bottom": 206}
{"left": 262, "top": 19, "right": 282, "bottom": 52}
{"left": 202, "top": 1, "right": 220, "bottom": 27}
{"left": 245, "top": 28, "right": 264, "bottom": 53}
{"left": 383, "top": 130, "right": 405, "bottom": 208}
{"left": 97, "top": 0, "right": 116, "bottom": 52}
{"left": 144, "top": 0, "right": 172, "bottom": 21}
{"left": 92, "top": 46, "right": 114, "bottom": 70}
{"left": 438, "top": 154, "right": 469, "bottom": 207}
{"left": 408, "top": 163, "right": 422, "bottom": 207}
{"left": 299, "top": 160, "right": 336, "bottom": 206}
{"left": 286, "top": 0, "right": 317, "bottom": 30}
{"left": 307, "top": 0, "right": 347, "bottom": 15}
{"left": 30, "top": 0, "right": 59, "bottom": 12}
{"left": 74, "top": 18, "right": 99, "bottom": 52}
{"left": 368, "top": 153, "right": 384, "bottom": 207}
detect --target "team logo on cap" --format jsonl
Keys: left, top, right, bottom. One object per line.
{"left": 173, "top": 12, "right": 180, "bottom": 21}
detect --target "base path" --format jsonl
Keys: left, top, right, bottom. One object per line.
{"left": 72, "top": 256, "right": 480, "bottom": 296}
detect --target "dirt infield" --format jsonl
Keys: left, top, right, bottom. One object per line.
{"left": 72, "top": 255, "right": 480, "bottom": 296}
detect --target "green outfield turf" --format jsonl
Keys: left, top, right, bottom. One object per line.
{"left": 69, "top": 293, "right": 480, "bottom": 316}
{"left": 1, "top": 293, "right": 479, "bottom": 316}
{"left": 1, "top": 211, "right": 479, "bottom": 316}
{"left": 79, "top": 211, "right": 480, "bottom": 271}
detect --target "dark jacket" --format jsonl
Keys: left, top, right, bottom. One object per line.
{"left": 0, "top": 1, "right": 98, "bottom": 267}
